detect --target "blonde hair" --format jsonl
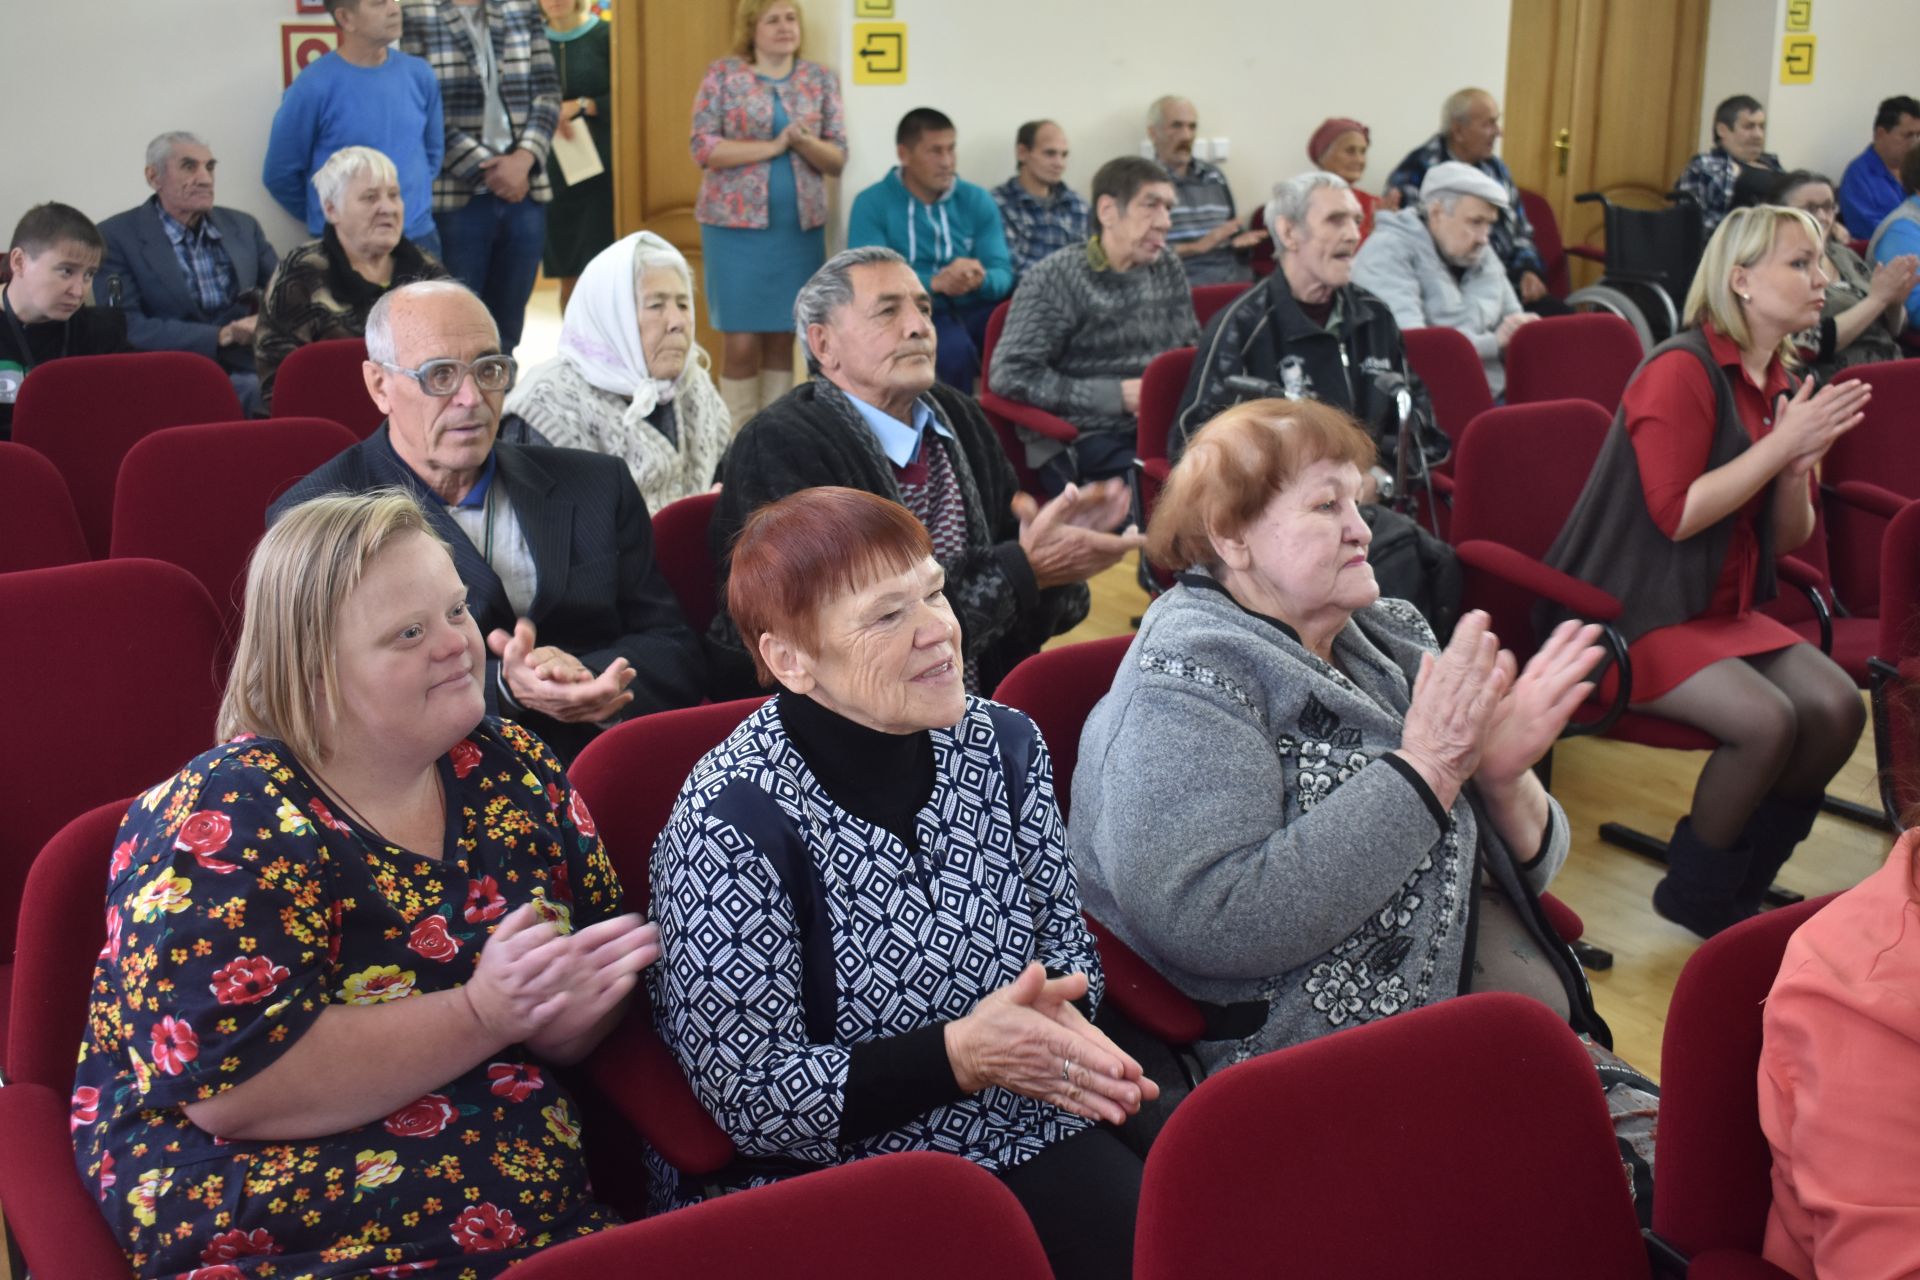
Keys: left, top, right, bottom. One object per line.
{"left": 1684, "top": 205, "right": 1824, "bottom": 366}
{"left": 732, "top": 0, "right": 802, "bottom": 59}
{"left": 1149, "top": 400, "right": 1376, "bottom": 573}
{"left": 217, "top": 489, "right": 448, "bottom": 763}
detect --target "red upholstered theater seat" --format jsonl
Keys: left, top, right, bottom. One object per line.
{"left": 1136, "top": 992, "right": 1650, "bottom": 1279}
{"left": 0, "top": 1083, "right": 132, "bottom": 1278}
{"left": 110, "top": 418, "right": 359, "bottom": 645}
{"left": 1402, "top": 325, "right": 1495, "bottom": 457}
{"left": 977, "top": 299, "right": 1074, "bottom": 498}
{"left": 510, "top": 1151, "right": 1052, "bottom": 1278}
{"left": 11, "top": 351, "right": 243, "bottom": 558}
{"left": 1190, "top": 282, "right": 1250, "bottom": 326}
{"left": 651, "top": 489, "right": 722, "bottom": 635}
{"left": 1824, "top": 359, "right": 1920, "bottom": 618}
{"left": 1504, "top": 311, "right": 1644, "bottom": 411}
{"left": 271, "top": 337, "right": 383, "bottom": 438}
{"left": 0, "top": 441, "right": 89, "bottom": 571}
{"left": 1131, "top": 346, "right": 1195, "bottom": 595}
{"left": 0, "top": 559, "right": 222, "bottom": 1072}
{"left": 1652, "top": 897, "right": 1834, "bottom": 1276}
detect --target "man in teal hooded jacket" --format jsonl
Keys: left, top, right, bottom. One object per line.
{"left": 848, "top": 107, "right": 1013, "bottom": 389}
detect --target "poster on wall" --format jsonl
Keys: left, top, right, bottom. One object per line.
{"left": 282, "top": 23, "right": 340, "bottom": 89}
{"left": 295, "top": 0, "right": 329, "bottom": 11}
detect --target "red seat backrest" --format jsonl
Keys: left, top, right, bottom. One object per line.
{"left": 1191, "top": 283, "right": 1251, "bottom": 327}
{"left": 991, "top": 635, "right": 1133, "bottom": 821}
{"left": 1504, "top": 312, "right": 1644, "bottom": 410}
{"left": 0, "top": 560, "right": 222, "bottom": 963}
{"left": 1520, "top": 188, "right": 1572, "bottom": 299}
{"left": 12, "top": 351, "right": 243, "bottom": 558}
{"left": 1654, "top": 895, "right": 1834, "bottom": 1257}
{"left": 6, "top": 799, "right": 127, "bottom": 1090}
{"left": 510, "top": 1151, "right": 1052, "bottom": 1279}
{"left": 568, "top": 697, "right": 767, "bottom": 911}
{"left": 1137, "top": 993, "right": 1649, "bottom": 1279}
{"left": 1449, "top": 399, "right": 1613, "bottom": 660}
{"left": 0, "top": 441, "right": 89, "bottom": 572}
{"left": 1826, "top": 360, "right": 1920, "bottom": 615}
{"left": 271, "top": 338, "right": 383, "bottom": 439}
{"left": 1402, "top": 326, "right": 1495, "bottom": 452}
{"left": 1136, "top": 347, "right": 1196, "bottom": 467}
{"left": 110, "top": 418, "right": 359, "bottom": 644}
{"left": 651, "top": 490, "right": 722, "bottom": 635}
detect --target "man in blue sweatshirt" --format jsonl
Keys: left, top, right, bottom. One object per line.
{"left": 262, "top": 0, "right": 445, "bottom": 257}
{"left": 847, "top": 107, "right": 1012, "bottom": 389}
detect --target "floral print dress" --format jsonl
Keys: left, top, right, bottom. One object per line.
{"left": 71, "top": 718, "right": 625, "bottom": 1279}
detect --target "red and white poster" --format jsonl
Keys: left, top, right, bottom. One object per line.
{"left": 281, "top": 23, "right": 339, "bottom": 88}
{"left": 295, "top": 0, "right": 330, "bottom": 12}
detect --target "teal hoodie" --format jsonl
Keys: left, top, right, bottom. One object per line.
{"left": 846, "top": 168, "right": 1014, "bottom": 313}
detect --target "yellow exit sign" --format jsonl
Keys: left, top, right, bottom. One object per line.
{"left": 1780, "top": 34, "right": 1816, "bottom": 84}
{"left": 853, "top": 22, "right": 907, "bottom": 85}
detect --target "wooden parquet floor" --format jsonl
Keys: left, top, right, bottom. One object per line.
{"left": 1054, "top": 558, "right": 1896, "bottom": 1078}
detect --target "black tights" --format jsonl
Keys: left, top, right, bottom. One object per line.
{"left": 997, "top": 1126, "right": 1141, "bottom": 1280}
{"left": 1637, "top": 644, "right": 1865, "bottom": 849}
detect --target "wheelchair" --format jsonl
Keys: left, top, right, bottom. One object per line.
{"left": 1562, "top": 191, "right": 1705, "bottom": 350}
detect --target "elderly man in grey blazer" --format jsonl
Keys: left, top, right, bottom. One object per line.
{"left": 98, "top": 132, "right": 280, "bottom": 414}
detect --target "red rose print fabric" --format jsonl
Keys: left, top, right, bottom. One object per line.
{"left": 72, "top": 719, "right": 625, "bottom": 1278}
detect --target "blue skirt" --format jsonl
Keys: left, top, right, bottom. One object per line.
{"left": 702, "top": 215, "right": 825, "bottom": 333}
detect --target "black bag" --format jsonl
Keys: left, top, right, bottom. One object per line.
{"left": 1361, "top": 503, "right": 1461, "bottom": 643}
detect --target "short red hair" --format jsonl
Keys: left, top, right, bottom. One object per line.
{"left": 1148, "top": 398, "right": 1376, "bottom": 573}
{"left": 728, "top": 487, "right": 935, "bottom": 685}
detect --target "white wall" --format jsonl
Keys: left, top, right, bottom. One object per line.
{"left": 812, "top": 0, "right": 1511, "bottom": 241}
{"left": 1697, "top": 0, "right": 1914, "bottom": 181}
{"left": 7, "top": 0, "right": 312, "bottom": 253}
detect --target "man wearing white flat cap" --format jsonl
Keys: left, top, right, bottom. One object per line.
{"left": 1352, "top": 159, "right": 1537, "bottom": 397}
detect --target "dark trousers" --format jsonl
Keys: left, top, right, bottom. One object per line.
{"left": 997, "top": 1126, "right": 1142, "bottom": 1280}
{"left": 435, "top": 194, "right": 547, "bottom": 350}
{"left": 1036, "top": 430, "right": 1139, "bottom": 496}
{"left": 934, "top": 300, "right": 996, "bottom": 391}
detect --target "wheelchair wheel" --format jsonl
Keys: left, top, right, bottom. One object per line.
{"left": 1565, "top": 285, "right": 1655, "bottom": 351}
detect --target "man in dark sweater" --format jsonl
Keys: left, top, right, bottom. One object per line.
{"left": 707, "top": 246, "right": 1144, "bottom": 697}
{"left": 1, "top": 203, "right": 132, "bottom": 439}
{"left": 988, "top": 155, "right": 1199, "bottom": 492}
{"left": 1174, "top": 170, "right": 1441, "bottom": 499}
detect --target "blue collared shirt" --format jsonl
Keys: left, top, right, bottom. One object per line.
{"left": 154, "top": 199, "right": 238, "bottom": 316}
{"left": 845, "top": 391, "right": 953, "bottom": 467}
{"left": 1839, "top": 143, "right": 1906, "bottom": 238}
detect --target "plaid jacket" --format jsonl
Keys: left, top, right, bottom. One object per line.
{"left": 402, "top": 0, "right": 561, "bottom": 209}
{"left": 1675, "top": 145, "right": 1783, "bottom": 236}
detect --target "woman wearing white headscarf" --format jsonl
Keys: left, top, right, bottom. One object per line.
{"left": 507, "top": 232, "right": 731, "bottom": 512}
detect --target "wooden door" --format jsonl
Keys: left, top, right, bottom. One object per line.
{"left": 1504, "top": 0, "right": 1710, "bottom": 288}
{"left": 609, "top": 0, "right": 734, "bottom": 361}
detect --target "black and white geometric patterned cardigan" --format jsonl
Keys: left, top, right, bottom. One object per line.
{"left": 648, "top": 696, "right": 1100, "bottom": 1208}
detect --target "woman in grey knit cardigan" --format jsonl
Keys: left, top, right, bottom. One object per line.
{"left": 1068, "top": 399, "right": 1610, "bottom": 1073}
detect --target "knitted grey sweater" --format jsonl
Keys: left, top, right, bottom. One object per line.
{"left": 986, "top": 238, "right": 1199, "bottom": 451}
{"left": 1067, "top": 577, "right": 1577, "bottom": 1071}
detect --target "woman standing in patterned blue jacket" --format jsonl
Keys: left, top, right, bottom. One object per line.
{"left": 650, "top": 487, "right": 1155, "bottom": 1280}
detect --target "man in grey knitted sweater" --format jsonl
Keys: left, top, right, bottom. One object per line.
{"left": 987, "top": 155, "right": 1199, "bottom": 492}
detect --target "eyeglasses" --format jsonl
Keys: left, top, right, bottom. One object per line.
{"left": 381, "top": 355, "right": 517, "bottom": 397}
{"left": 1797, "top": 200, "right": 1838, "bottom": 217}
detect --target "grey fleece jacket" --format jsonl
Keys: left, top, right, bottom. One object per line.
{"left": 1351, "top": 206, "right": 1523, "bottom": 397}
{"left": 1067, "top": 577, "right": 1571, "bottom": 1071}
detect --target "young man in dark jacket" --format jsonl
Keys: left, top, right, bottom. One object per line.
{"left": 1173, "top": 170, "right": 1441, "bottom": 499}
{"left": 1, "top": 203, "right": 132, "bottom": 439}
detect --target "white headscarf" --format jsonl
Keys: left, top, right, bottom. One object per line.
{"left": 557, "top": 230, "right": 694, "bottom": 419}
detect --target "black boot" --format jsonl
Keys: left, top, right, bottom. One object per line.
{"left": 1651, "top": 818, "right": 1754, "bottom": 939}
{"left": 1734, "top": 794, "right": 1822, "bottom": 914}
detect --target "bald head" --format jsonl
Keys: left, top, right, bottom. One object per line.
{"left": 362, "top": 281, "right": 508, "bottom": 502}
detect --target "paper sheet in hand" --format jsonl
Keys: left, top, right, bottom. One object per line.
{"left": 550, "top": 122, "right": 605, "bottom": 184}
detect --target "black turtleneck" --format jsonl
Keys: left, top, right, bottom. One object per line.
{"left": 775, "top": 691, "right": 963, "bottom": 1141}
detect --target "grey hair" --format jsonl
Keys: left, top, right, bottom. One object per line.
{"left": 1267, "top": 171, "right": 1351, "bottom": 242}
{"left": 1441, "top": 88, "right": 1491, "bottom": 134}
{"left": 793, "top": 246, "right": 908, "bottom": 373}
{"left": 313, "top": 145, "right": 399, "bottom": 213}
{"left": 145, "top": 131, "right": 207, "bottom": 173}
{"left": 1146, "top": 95, "right": 1192, "bottom": 130}
{"left": 363, "top": 279, "right": 492, "bottom": 365}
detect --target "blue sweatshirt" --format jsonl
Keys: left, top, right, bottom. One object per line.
{"left": 846, "top": 168, "right": 1013, "bottom": 313}
{"left": 262, "top": 50, "right": 445, "bottom": 240}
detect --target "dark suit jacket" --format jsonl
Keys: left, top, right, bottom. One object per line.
{"left": 270, "top": 426, "right": 706, "bottom": 760}
{"left": 97, "top": 197, "right": 279, "bottom": 372}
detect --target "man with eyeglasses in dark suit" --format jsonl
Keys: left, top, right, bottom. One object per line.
{"left": 270, "top": 279, "right": 705, "bottom": 759}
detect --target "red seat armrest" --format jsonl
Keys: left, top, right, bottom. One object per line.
{"left": 1086, "top": 915, "right": 1208, "bottom": 1046}
{"left": 1831, "top": 479, "right": 1909, "bottom": 521}
{"left": 1454, "top": 540, "right": 1623, "bottom": 622}
{"left": 978, "top": 391, "right": 1080, "bottom": 444}
{"left": 1774, "top": 555, "right": 1825, "bottom": 592}
{"left": 586, "top": 993, "right": 736, "bottom": 1176}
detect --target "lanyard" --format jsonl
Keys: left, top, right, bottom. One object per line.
{"left": 1, "top": 286, "right": 68, "bottom": 373}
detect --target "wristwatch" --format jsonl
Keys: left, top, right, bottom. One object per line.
{"left": 1369, "top": 465, "right": 1395, "bottom": 502}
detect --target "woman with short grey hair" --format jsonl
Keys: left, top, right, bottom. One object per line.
{"left": 254, "top": 144, "right": 447, "bottom": 409}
